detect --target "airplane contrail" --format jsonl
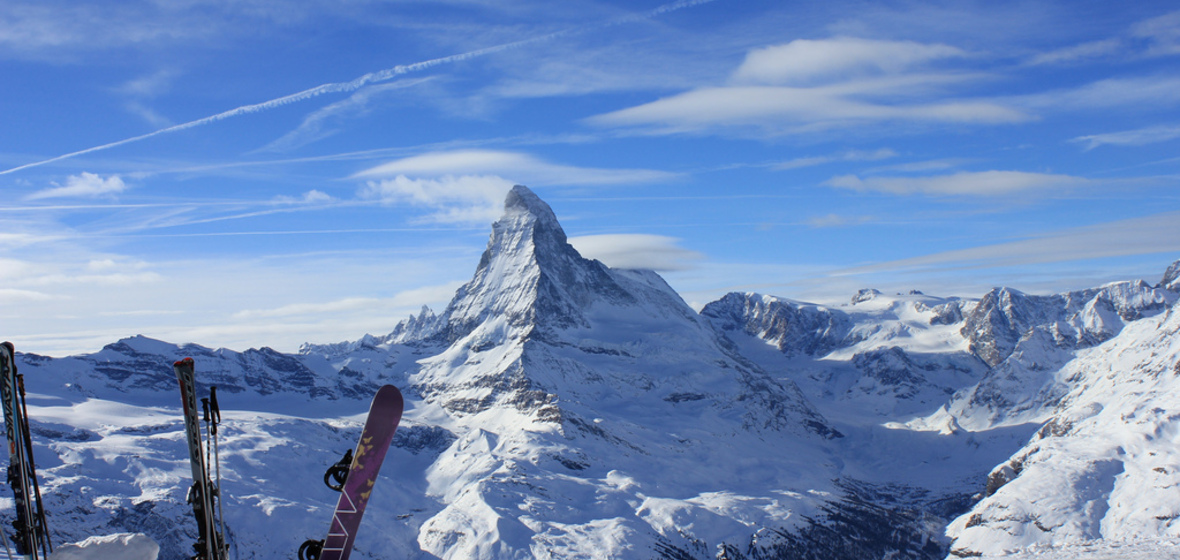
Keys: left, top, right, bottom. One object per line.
{"left": 0, "top": 0, "right": 718, "bottom": 177}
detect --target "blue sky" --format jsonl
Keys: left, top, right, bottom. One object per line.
{"left": 2, "top": 0, "right": 1179, "bottom": 356}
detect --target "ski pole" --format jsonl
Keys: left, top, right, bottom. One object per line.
{"left": 0, "top": 510, "right": 14, "bottom": 560}
{"left": 210, "top": 387, "right": 227, "bottom": 560}
{"left": 16, "top": 375, "right": 51, "bottom": 557}
{"left": 201, "top": 397, "right": 219, "bottom": 560}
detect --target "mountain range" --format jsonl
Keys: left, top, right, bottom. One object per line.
{"left": 5, "top": 185, "right": 1179, "bottom": 560}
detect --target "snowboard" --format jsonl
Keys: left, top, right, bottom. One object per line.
{"left": 303, "top": 385, "right": 404, "bottom": 560}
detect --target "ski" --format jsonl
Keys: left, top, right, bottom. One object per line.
{"left": 0, "top": 342, "right": 51, "bottom": 560}
{"left": 299, "top": 385, "right": 404, "bottom": 560}
{"left": 174, "top": 358, "right": 227, "bottom": 560}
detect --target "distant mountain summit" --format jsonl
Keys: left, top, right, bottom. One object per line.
{"left": 437, "top": 185, "right": 634, "bottom": 344}
{"left": 410, "top": 185, "right": 837, "bottom": 437}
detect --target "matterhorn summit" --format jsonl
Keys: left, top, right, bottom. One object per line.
{"left": 437, "top": 184, "right": 635, "bottom": 341}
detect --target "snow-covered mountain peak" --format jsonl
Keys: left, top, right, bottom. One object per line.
{"left": 400, "top": 186, "right": 839, "bottom": 450}
{"left": 434, "top": 185, "right": 633, "bottom": 345}
{"left": 1162, "top": 259, "right": 1180, "bottom": 291}
{"left": 851, "top": 288, "right": 882, "bottom": 304}
{"left": 945, "top": 295, "right": 1180, "bottom": 556}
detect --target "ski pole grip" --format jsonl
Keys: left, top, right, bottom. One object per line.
{"left": 210, "top": 386, "right": 221, "bottom": 424}
{"left": 202, "top": 398, "right": 210, "bottom": 423}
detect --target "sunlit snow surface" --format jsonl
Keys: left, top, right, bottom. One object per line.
{"left": 984, "top": 538, "right": 1180, "bottom": 559}
{"left": 2, "top": 188, "right": 1179, "bottom": 560}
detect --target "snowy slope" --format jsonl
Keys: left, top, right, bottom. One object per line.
{"left": 3, "top": 185, "right": 1179, "bottom": 560}
{"left": 385, "top": 186, "right": 847, "bottom": 559}
{"left": 2, "top": 187, "right": 850, "bottom": 560}
{"left": 930, "top": 281, "right": 1177, "bottom": 431}
{"left": 944, "top": 296, "right": 1180, "bottom": 557}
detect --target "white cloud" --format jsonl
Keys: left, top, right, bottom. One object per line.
{"left": 588, "top": 37, "right": 1026, "bottom": 135}
{"left": 568, "top": 234, "right": 703, "bottom": 271}
{"left": 591, "top": 85, "right": 1025, "bottom": 133}
{"left": 1026, "top": 39, "right": 1123, "bottom": 66}
{"left": 837, "top": 211, "right": 1180, "bottom": 274}
{"left": 867, "top": 158, "right": 973, "bottom": 173}
{"left": 1133, "top": 10, "right": 1180, "bottom": 56}
{"left": 805, "top": 214, "right": 875, "bottom": 228}
{"left": 353, "top": 149, "right": 675, "bottom": 186}
{"left": 0, "top": 288, "right": 54, "bottom": 303}
{"left": 731, "top": 37, "right": 964, "bottom": 86}
{"left": 117, "top": 69, "right": 177, "bottom": 97}
{"left": 123, "top": 101, "right": 172, "bottom": 128}
{"left": 0, "top": 244, "right": 479, "bottom": 356}
{"left": 25, "top": 173, "right": 127, "bottom": 200}
{"left": 233, "top": 281, "right": 463, "bottom": 320}
{"left": 825, "top": 170, "right": 1087, "bottom": 196}
{"left": 1017, "top": 76, "right": 1180, "bottom": 111}
{"left": 1071, "top": 124, "right": 1180, "bottom": 150}
{"left": 773, "top": 148, "right": 897, "bottom": 170}
{"left": 274, "top": 190, "right": 334, "bottom": 204}
{"left": 359, "top": 174, "right": 515, "bottom": 225}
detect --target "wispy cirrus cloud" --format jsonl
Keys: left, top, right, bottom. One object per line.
{"left": 587, "top": 37, "right": 1026, "bottom": 135}
{"left": 805, "top": 214, "right": 876, "bottom": 228}
{"left": 1022, "top": 10, "right": 1180, "bottom": 66}
{"left": 0, "top": 0, "right": 717, "bottom": 176}
{"left": 730, "top": 38, "right": 964, "bottom": 86}
{"left": 1016, "top": 76, "right": 1180, "bottom": 111}
{"left": 1071, "top": 124, "right": 1180, "bottom": 150}
{"left": 353, "top": 149, "right": 675, "bottom": 186}
{"left": 568, "top": 234, "right": 703, "bottom": 271}
{"left": 774, "top": 148, "right": 897, "bottom": 170}
{"left": 1133, "top": 10, "right": 1180, "bottom": 56}
{"left": 355, "top": 149, "right": 675, "bottom": 225}
{"left": 359, "top": 174, "right": 515, "bottom": 225}
{"left": 263, "top": 78, "right": 433, "bottom": 152}
{"left": 232, "top": 281, "right": 463, "bottom": 320}
{"left": 837, "top": 210, "right": 1180, "bottom": 274}
{"left": 825, "top": 170, "right": 1087, "bottom": 196}
{"left": 1026, "top": 39, "right": 1123, "bottom": 66}
{"left": 114, "top": 69, "right": 178, "bottom": 127}
{"left": 273, "top": 190, "right": 334, "bottom": 205}
{"left": 26, "top": 172, "right": 127, "bottom": 200}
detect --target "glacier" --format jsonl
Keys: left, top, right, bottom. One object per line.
{"left": 2, "top": 185, "right": 1179, "bottom": 560}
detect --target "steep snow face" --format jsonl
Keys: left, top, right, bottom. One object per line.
{"left": 1161, "top": 259, "right": 1180, "bottom": 291}
{"left": 701, "top": 293, "right": 851, "bottom": 358}
{"left": 703, "top": 291, "right": 984, "bottom": 421}
{"left": 409, "top": 186, "right": 835, "bottom": 436}
{"left": 401, "top": 187, "right": 849, "bottom": 558}
{"left": 436, "top": 185, "right": 633, "bottom": 345}
{"left": 961, "top": 282, "right": 1175, "bottom": 369}
{"left": 921, "top": 280, "right": 1178, "bottom": 431}
{"left": 945, "top": 298, "right": 1180, "bottom": 557}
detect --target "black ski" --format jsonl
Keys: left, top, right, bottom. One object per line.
{"left": 174, "top": 358, "right": 228, "bottom": 560}
{"left": 0, "top": 342, "right": 51, "bottom": 559}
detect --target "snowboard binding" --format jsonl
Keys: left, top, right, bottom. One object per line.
{"left": 298, "top": 539, "right": 324, "bottom": 560}
{"left": 323, "top": 449, "right": 353, "bottom": 492}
